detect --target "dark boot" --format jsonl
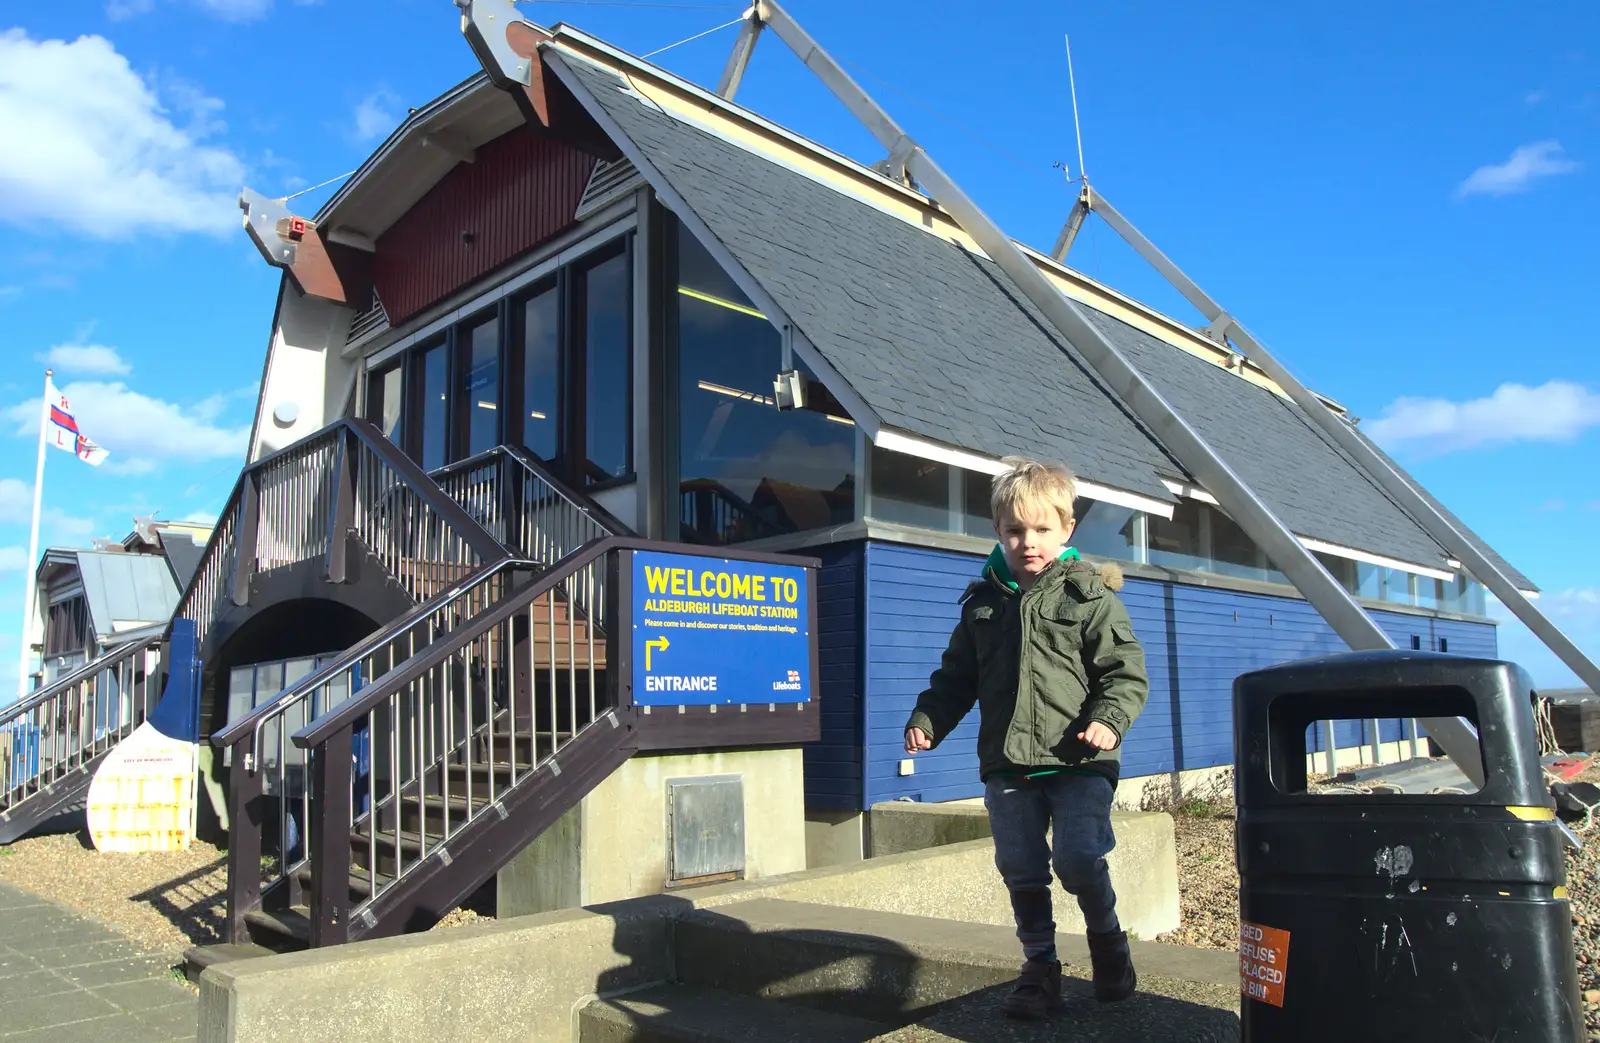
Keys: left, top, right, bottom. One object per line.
{"left": 1086, "top": 929, "right": 1137, "bottom": 1003}
{"left": 1001, "top": 957, "right": 1063, "bottom": 1020}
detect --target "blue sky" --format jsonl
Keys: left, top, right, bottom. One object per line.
{"left": 1, "top": 0, "right": 1596, "bottom": 693}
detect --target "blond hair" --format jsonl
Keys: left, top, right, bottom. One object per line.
{"left": 990, "top": 456, "right": 1078, "bottom": 528}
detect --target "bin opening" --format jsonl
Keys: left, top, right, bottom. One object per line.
{"left": 1266, "top": 686, "right": 1483, "bottom": 796}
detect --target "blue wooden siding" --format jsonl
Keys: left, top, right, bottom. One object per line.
{"left": 856, "top": 541, "right": 1498, "bottom": 807}
{"left": 804, "top": 544, "right": 866, "bottom": 810}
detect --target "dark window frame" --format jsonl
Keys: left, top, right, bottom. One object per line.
{"left": 451, "top": 302, "right": 506, "bottom": 461}
{"left": 569, "top": 236, "right": 635, "bottom": 489}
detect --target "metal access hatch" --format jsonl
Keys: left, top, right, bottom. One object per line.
{"left": 666, "top": 774, "right": 746, "bottom": 887}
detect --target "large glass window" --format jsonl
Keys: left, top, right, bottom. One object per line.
{"left": 461, "top": 313, "right": 500, "bottom": 458}
{"left": 1073, "top": 500, "right": 1141, "bottom": 561}
{"left": 520, "top": 283, "right": 560, "bottom": 463}
{"left": 419, "top": 339, "right": 450, "bottom": 472}
{"left": 870, "top": 447, "right": 949, "bottom": 531}
{"left": 579, "top": 250, "right": 632, "bottom": 484}
{"left": 1148, "top": 499, "right": 1207, "bottom": 572}
{"left": 365, "top": 364, "right": 403, "bottom": 445}
{"left": 961, "top": 469, "right": 994, "bottom": 537}
{"left": 676, "top": 222, "right": 854, "bottom": 544}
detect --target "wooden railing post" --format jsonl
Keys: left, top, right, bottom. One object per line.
{"left": 225, "top": 737, "right": 263, "bottom": 944}
{"left": 309, "top": 726, "right": 353, "bottom": 947}
{"left": 326, "top": 429, "right": 357, "bottom": 584}
{"left": 231, "top": 473, "right": 260, "bottom": 608}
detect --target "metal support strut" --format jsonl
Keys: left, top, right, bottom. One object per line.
{"left": 1071, "top": 190, "right": 1600, "bottom": 703}
{"left": 455, "top": 0, "right": 1504, "bottom": 787}
{"left": 706, "top": 2, "right": 1489, "bottom": 787}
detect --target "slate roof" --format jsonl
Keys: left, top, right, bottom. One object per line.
{"left": 556, "top": 54, "right": 1532, "bottom": 590}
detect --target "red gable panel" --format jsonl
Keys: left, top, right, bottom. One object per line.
{"left": 373, "top": 130, "right": 596, "bottom": 324}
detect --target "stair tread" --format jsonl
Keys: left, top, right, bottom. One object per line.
{"left": 291, "top": 864, "right": 389, "bottom": 897}
{"left": 582, "top": 984, "right": 889, "bottom": 1043}
{"left": 181, "top": 942, "right": 276, "bottom": 984}
{"left": 244, "top": 906, "right": 311, "bottom": 944}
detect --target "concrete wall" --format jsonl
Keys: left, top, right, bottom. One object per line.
{"left": 200, "top": 897, "right": 677, "bottom": 1043}
{"left": 499, "top": 747, "right": 808, "bottom": 917}
{"left": 769, "top": 806, "right": 1179, "bottom": 941}
{"left": 250, "top": 286, "right": 356, "bottom": 462}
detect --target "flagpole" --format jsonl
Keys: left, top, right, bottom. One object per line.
{"left": 17, "top": 369, "right": 50, "bottom": 700}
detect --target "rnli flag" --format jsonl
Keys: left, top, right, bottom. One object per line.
{"left": 45, "top": 378, "right": 109, "bottom": 467}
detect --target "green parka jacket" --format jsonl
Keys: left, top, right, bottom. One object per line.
{"left": 905, "top": 547, "right": 1150, "bottom": 784}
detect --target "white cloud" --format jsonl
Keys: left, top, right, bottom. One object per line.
{"left": 39, "top": 343, "right": 130, "bottom": 376}
{"left": 1456, "top": 140, "right": 1581, "bottom": 198}
{"left": 0, "top": 546, "right": 26, "bottom": 571}
{"left": 180, "top": 509, "right": 218, "bottom": 525}
{"left": 352, "top": 88, "right": 401, "bottom": 143}
{"left": 5, "top": 379, "right": 249, "bottom": 466}
{"left": 1365, "top": 380, "right": 1600, "bottom": 456}
{"left": 44, "top": 509, "right": 96, "bottom": 544}
{"left": 196, "top": 0, "right": 274, "bottom": 19}
{"left": 0, "top": 29, "right": 246, "bottom": 237}
{"left": 1492, "top": 588, "right": 1600, "bottom": 690}
{"left": 106, "top": 0, "right": 156, "bottom": 19}
{"left": 108, "top": 0, "right": 272, "bottom": 20}
{"left": 1525, "top": 89, "right": 1548, "bottom": 106}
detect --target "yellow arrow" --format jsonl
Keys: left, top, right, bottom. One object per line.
{"left": 645, "top": 637, "right": 669, "bottom": 670}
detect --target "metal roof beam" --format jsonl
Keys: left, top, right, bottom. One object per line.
{"left": 737, "top": 0, "right": 1486, "bottom": 787}
{"left": 1084, "top": 191, "right": 1600, "bottom": 698}
{"left": 716, "top": 8, "right": 764, "bottom": 100}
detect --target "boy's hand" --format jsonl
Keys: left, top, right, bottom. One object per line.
{"left": 1078, "top": 721, "right": 1119, "bottom": 751}
{"left": 905, "top": 727, "right": 932, "bottom": 754}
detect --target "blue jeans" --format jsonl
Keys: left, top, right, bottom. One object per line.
{"left": 984, "top": 772, "right": 1120, "bottom": 958}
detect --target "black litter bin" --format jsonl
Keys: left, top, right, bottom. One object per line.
{"left": 1234, "top": 649, "right": 1582, "bottom": 1042}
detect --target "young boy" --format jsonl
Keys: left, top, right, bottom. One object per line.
{"left": 904, "top": 456, "right": 1149, "bottom": 1019}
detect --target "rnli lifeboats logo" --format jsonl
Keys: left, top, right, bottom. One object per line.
{"left": 773, "top": 669, "right": 802, "bottom": 692}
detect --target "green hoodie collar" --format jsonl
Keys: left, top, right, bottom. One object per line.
{"left": 984, "top": 544, "right": 1080, "bottom": 592}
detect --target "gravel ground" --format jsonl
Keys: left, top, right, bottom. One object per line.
{"left": 0, "top": 827, "right": 490, "bottom": 958}
{"left": 0, "top": 828, "right": 227, "bottom": 959}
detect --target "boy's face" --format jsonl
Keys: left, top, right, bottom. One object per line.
{"left": 996, "top": 503, "right": 1076, "bottom": 588}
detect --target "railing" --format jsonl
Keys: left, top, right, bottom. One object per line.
{"left": 1, "top": 632, "right": 165, "bottom": 823}
{"left": 172, "top": 419, "right": 507, "bottom": 649}
{"left": 431, "top": 444, "right": 631, "bottom": 559}
{"left": 283, "top": 536, "right": 623, "bottom": 944}
{"left": 680, "top": 479, "right": 783, "bottom": 546}
{"left": 431, "top": 444, "right": 632, "bottom": 628}
{"left": 212, "top": 557, "right": 537, "bottom": 929}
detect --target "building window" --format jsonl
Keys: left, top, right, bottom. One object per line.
{"left": 366, "top": 364, "right": 403, "bottom": 445}
{"left": 518, "top": 281, "right": 560, "bottom": 464}
{"left": 373, "top": 232, "right": 634, "bottom": 486}
{"left": 961, "top": 469, "right": 994, "bottom": 537}
{"left": 45, "top": 596, "right": 90, "bottom": 656}
{"left": 1149, "top": 499, "right": 1207, "bottom": 572}
{"left": 675, "top": 222, "right": 854, "bottom": 545}
{"left": 577, "top": 248, "right": 632, "bottom": 484}
{"left": 460, "top": 311, "right": 500, "bottom": 458}
{"left": 1073, "top": 500, "right": 1142, "bottom": 561}
{"left": 418, "top": 339, "right": 450, "bottom": 472}
{"left": 869, "top": 447, "right": 950, "bottom": 531}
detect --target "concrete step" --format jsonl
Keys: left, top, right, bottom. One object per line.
{"left": 674, "top": 898, "right": 1238, "bottom": 1027}
{"left": 871, "top": 978, "right": 1240, "bottom": 1042}
{"left": 243, "top": 905, "right": 311, "bottom": 951}
{"left": 579, "top": 983, "right": 889, "bottom": 1043}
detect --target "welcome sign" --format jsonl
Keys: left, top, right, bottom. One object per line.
{"left": 631, "top": 550, "right": 811, "bottom": 706}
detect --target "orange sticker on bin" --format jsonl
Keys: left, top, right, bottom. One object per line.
{"left": 1239, "top": 921, "right": 1291, "bottom": 1007}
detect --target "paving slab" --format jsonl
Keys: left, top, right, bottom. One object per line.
{"left": 0, "top": 883, "right": 197, "bottom": 1042}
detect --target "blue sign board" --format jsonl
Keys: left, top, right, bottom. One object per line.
{"left": 632, "top": 550, "right": 811, "bottom": 706}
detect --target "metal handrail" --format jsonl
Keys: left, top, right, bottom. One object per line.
{"left": 210, "top": 556, "right": 540, "bottom": 753}
{"left": 292, "top": 535, "right": 820, "bottom": 749}
{"left": 0, "top": 631, "right": 162, "bottom": 727}
{"left": 171, "top": 418, "right": 509, "bottom": 648}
